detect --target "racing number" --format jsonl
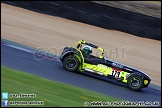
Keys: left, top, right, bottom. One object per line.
{"left": 112, "top": 70, "right": 120, "bottom": 77}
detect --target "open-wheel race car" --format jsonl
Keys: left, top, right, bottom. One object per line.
{"left": 60, "top": 40, "right": 151, "bottom": 91}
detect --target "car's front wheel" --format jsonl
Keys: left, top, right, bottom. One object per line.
{"left": 127, "top": 74, "right": 143, "bottom": 91}
{"left": 62, "top": 55, "right": 79, "bottom": 72}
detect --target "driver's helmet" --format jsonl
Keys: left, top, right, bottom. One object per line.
{"left": 83, "top": 45, "right": 92, "bottom": 54}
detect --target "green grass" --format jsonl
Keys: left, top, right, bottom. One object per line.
{"left": 2, "top": 65, "right": 124, "bottom": 107}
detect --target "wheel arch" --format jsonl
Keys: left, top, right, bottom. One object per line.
{"left": 127, "top": 72, "right": 151, "bottom": 88}
{"left": 61, "top": 51, "right": 82, "bottom": 64}
{"left": 126, "top": 72, "right": 144, "bottom": 80}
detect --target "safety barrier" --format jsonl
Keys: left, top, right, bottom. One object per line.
{"left": 2, "top": 1, "right": 161, "bottom": 41}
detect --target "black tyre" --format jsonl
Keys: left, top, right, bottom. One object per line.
{"left": 127, "top": 74, "right": 143, "bottom": 91}
{"left": 62, "top": 55, "right": 80, "bottom": 72}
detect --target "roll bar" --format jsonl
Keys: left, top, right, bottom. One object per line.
{"left": 72, "top": 40, "right": 104, "bottom": 58}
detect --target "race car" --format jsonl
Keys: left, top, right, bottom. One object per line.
{"left": 60, "top": 40, "right": 151, "bottom": 91}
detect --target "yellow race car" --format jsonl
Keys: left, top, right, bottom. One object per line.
{"left": 60, "top": 40, "right": 151, "bottom": 91}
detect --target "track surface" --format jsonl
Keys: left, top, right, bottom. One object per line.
{"left": 1, "top": 44, "right": 161, "bottom": 104}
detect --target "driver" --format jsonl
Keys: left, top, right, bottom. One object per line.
{"left": 82, "top": 45, "right": 92, "bottom": 56}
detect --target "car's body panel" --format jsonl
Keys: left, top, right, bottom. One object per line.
{"left": 83, "top": 63, "right": 130, "bottom": 83}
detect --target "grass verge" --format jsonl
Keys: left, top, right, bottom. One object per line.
{"left": 2, "top": 65, "right": 123, "bottom": 107}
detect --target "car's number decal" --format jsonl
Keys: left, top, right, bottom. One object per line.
{"left": 111, "top": 68, "right": 121, "bottom": 77}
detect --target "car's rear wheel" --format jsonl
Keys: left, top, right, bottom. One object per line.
{"left": 127, "top": 74, "right": 143, "bottom": 91}
{"left": 63, "top": 55, "right": 79, "bottom": 72}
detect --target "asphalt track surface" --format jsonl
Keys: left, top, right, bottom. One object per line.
{"left": 1, "top": 44, "right": 161, "bottom": 105}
